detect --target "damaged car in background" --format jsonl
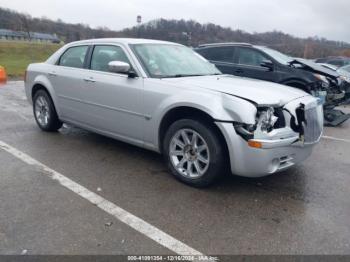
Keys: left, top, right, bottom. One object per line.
{"left": 25, "top": 38, "right": 323, "bottom": 187}
{"left": 195, "top": 43, "right": 350, "bottom": 126}
{"left": 318, "top": 63, "right": 350, "bottom": 105}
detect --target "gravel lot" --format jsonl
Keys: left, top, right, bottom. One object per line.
{"left": 0, "top": 81, "right": 349, "bottom": 256}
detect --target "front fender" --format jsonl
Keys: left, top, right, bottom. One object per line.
{"left": 154, "top": 91, "right": 257, "bottom": 127}
{"left": 149, "top": 90, "right": 257, "bottom": 151}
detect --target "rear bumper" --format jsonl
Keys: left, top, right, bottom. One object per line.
{"left": 216, "top": 122, "right": 314, "bottom": 178}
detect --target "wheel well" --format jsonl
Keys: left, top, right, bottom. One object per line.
{"left": 31, "top": 84, "right": 58, "bottom": 114}
{"left": 158, "top": 107, "right": 229, "bottom": 160}
{"left": 32, "top": 84, "right": 49, "bottom": 99}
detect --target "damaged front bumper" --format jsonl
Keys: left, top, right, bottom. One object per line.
{"left": 216, "top": 122, "right": 315, "bottom": 177}
{"left": 215, "top": 96, "right": 323, "bottom": 178}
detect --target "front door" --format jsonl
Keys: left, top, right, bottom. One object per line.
{"left": 80, "top": 45, "right": 144, "bottom": 143}
{"left": 233, "top": 47, "right": 276, "bottom": 82}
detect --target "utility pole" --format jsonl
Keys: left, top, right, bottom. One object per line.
{"left": 137, "top": 15, "right": 142, "bottom": 38}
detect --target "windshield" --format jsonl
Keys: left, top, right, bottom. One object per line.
{"left": 257, "top": 46, "right": 293, "bottom": 65}
{"left": 339, "top": 65, "right": 350, "bottom": 74}
{"left": 131, "top": 44, "right": 221, "bottom": 78}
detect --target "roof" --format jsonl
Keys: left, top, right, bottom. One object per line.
{"left": 69, "top": 38, "right": 181, "bottom": 46}
{"left": 197, "top": 42, "right": 253, "bottom": 48}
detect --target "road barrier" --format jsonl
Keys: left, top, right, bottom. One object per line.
{"left": 0, "top": 66, "right": 7, "bottom": 84}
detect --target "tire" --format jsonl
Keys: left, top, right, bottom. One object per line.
{"left": 33, "top": 89, "right": 62, "bottom": 132}
{"left": 163, "top": 119, "right": 226, "bottom": 187}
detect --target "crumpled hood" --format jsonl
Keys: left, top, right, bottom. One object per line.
{"left": 163, "top": 75, "right": 308, "bottom": 106}
{"left": 291, "top": 58, "right": 340, "bottom": 78}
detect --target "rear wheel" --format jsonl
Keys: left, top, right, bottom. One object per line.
{"left": 163, "top": 119, "right": 226, "bottom": 187}
{"left": 33, "top": 90, "right": 62, "bottom": 132}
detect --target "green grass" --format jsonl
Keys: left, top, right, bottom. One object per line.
{"left": 0, "top": 41, "right": 62, "bottom": 79}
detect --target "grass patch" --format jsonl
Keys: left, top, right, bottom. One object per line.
{"left": 0, "top": 41, "right": 62, "bottom": 79}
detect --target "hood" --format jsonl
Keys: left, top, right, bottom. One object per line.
{"left": 291, "top": 58, "right": 340, "bottom": 78}
{"left": 163, "top": 75, "right": 308, "bottom": 106}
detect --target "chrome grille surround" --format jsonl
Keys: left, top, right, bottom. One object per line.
{"left": 304, "top": 105, "right": 323, "bottom": 144}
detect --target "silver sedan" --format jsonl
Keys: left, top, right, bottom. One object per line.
{"left": 25, "top": 38, "right": 323, "bottom": 187}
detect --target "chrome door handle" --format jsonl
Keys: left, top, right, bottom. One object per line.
{"left": 48, "top": 72, "right": 58, "bottom": 77}
{"left": 83, "top": 78, "right": 96, "bottom": 83}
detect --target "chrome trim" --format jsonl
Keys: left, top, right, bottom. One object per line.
{"left": 304, "top": 106, "right": 323, "bottom": 144}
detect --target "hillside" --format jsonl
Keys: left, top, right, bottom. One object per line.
{"left": 1, "top": 7, "right": 350, "bottom": 60}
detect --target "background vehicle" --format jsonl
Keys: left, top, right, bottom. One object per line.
{"left": 25, "top": 38, "right": 323, "bottom": 187}
{"left": 315, "top": 56, "right": 350, "bottom": 68}
{"left": 195, "top": 43, "right": 350, "bottom": 126}
{"left": 319, "top": 64, "right": 350, "bottom": 104}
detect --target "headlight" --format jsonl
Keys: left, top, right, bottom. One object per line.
{"left": 313, "top": 74, "right": 329, "bottom": 88}
{"left": 257, "top": 107, "right": 278, "bottom": 133}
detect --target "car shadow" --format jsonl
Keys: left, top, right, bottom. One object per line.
{"left": 57, "top": 124, "right": 310, "bottom": 205}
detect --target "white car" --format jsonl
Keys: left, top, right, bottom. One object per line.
{"left": 25, "top": 38, "right": 323, "bottom": 187}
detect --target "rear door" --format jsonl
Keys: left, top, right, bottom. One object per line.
{"left": 199, "top": 47, "right": 235, "bottom": 74}
{"left": 233, "top": 47, "right": 276, "bottom": 82}
{"left": 49, "top": 45, "right": 92, "bottom": 123}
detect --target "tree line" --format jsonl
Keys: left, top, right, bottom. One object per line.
{"left": 1, "top": 7, "right": 350, "bottom": 58}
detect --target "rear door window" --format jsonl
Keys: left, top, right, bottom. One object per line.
{"left": 58, "top": 46, "right": 88, "bottom": 68}
{"left": 205, "top": 47, "right": 235, "bottom": 63}
{"left": 90, "top": 45, "right": 130, "bottom": 72}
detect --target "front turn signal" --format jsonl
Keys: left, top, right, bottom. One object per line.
{"left": 248, "top": 140, "right": 262, "bottom": 149}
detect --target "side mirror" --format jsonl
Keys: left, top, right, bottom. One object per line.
{"left": 260, "top": 60, "right": 274, "bottom": 71}
{"left": 108, "top": 61, "right": 131, "bottom": 74}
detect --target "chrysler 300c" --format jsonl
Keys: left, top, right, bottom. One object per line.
{"left": 25, "top": 38, "right": 323, "bottom": 187}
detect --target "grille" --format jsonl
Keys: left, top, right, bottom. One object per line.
{"left": 304, "top": 107, "right": 322, "bottom": 143}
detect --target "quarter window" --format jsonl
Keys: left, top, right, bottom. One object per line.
{"left": 91, "top": 45, "right": 130, "bottom": 72}
{"left": 59, "top": 46, "right": 88, "bottom": 68}
{"left": 237, "top": 48, "right": 268, "bottom": 67}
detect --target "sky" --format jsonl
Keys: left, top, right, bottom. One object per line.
{"left": 0, "top": 0, "right": 349, "bottom": 42}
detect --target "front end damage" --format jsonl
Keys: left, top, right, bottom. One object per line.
{"left": 290, "top": 59, "right": 350, "bottom": 126}
{"left": 310, "top": 78, "right": 350, "bottom": 126}
{"left": 234, "top": 98, "right": 323, "bottom": 147}
{"left": 217, "top": 95, "right": 323, "bottom": 177}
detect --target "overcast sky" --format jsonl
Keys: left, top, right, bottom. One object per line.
{"left": 0, "top": 0, "right": 349, "bottom": 42}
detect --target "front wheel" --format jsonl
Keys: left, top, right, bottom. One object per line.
{"left": 33, "top": 90, "right": 62, "bottom": 132}
{"left": 163, "top": 119, "right": 226, "bottom": 187}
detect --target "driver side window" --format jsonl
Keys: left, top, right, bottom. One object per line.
{"left": 237, "top": 47, "right": 269, "bottom": 67}
{"left": 91, "top": 45, "right": 130, "bottom": 73}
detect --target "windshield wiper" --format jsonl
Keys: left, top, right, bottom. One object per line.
{"left": 161, "top": 73, "right": 221, "bottom": 78}
{"left": 172, "top": 74, "right": 205, "bottom": 78}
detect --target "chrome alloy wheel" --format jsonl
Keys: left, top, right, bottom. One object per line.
{"left": 169, "top": 128, "right": 210, "bottom": 178}
{"left": 34, "top": 95, "right": 50, "bottom": 127}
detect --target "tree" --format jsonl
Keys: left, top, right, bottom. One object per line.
{"left": 18, "top": 13, "right": 32, "bottom": 41}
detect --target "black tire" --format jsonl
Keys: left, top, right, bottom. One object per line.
{"left": 163, "top": 119, "right": 226, "bottom": 187}
{"left": 33, "top": 89, "right": 62, "bottom": 132}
